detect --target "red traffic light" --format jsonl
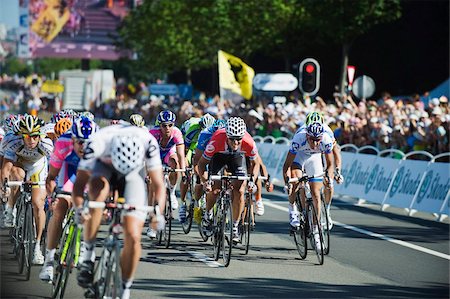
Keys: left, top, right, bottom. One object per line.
{"left": 305, "top": 64, "right": 315, "bottom": 73}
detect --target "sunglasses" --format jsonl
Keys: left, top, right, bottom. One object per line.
{"left": 229, "top": 137, "right": 243, "bottom": 142}
{"left": 161, "top": 123, "right": 174, "bottom": 128}
{"left": 74, "top": 138, "right": 86, "bottom": 145}
{"left": 22, "top": 134, "right": 40, "bottom": 139}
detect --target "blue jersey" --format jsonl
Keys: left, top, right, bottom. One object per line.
{"left": 197, "top": 126, "right": 220, "bottom": 151}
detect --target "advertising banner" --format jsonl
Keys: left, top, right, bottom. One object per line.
{"left": 410, "top": 162, "right": 450, "bottom": 215}
{"left": 383, "top": 159, "right": 429, "bottom": 209}
{"left": 361, "top": 157, "right": 400, "bottom": 204}
{"left": 333, "top": 151, "right": 356, "bottom": 194}
{"left": 257, "top": 143, "right": 289, "bottom": 183}
{"left": 18, "top": 0, "right": 30, "bottom": 58}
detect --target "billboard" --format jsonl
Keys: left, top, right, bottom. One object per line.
{"left": 26, "top": 0, "right": 130, "bottom": 60}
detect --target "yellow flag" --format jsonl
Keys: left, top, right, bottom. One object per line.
{"left": 218, "top": 50, "right": 255, "bottom": 100}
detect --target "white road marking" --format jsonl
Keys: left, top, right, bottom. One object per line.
{"left": 264, "top": 199, "right": 450, "bottom": 260}
{"left": 187, "top": 251, "right": 223, "bottom": 268}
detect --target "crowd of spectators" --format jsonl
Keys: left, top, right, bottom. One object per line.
{"left": 1, "top": 73, "right": 449, "bottom": 156}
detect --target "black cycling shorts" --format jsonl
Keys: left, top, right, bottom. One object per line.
{"left": 209, "top": 152, "right": 247, "bottom": 176}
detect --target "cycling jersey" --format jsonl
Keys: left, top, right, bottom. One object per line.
{"left": 203, "top": 129, "right": 258, "bottom": 161}
{"left": 50, "top": 133, "right": 80, "bottom": 190}
{"left": 149, "top": 125, "right": 184, "bottom": 165}
{"left": 0, "top": 132, "right": 17, "bottom": 156}
{"left": 79, "top": 124, "right": 161, "bottom": 172}
{"left": 3, "top": 135, "right": 54, "bottom": 164}
{"left": 197, "top": 126, "right": 220, "bottom": 152}
{"left": 181, "top": 117, "right": 202, "bottom": 151}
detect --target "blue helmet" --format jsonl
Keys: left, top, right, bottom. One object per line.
{"left": 72, "top": 116, "right": 98, "bottom": 139}
{"left": 306, "top": 122, "right": 324, "bottom": 139}
{"left": 213, "top": 119, "right": 226, "bottom": 129}
{"left": 157, "top": 110, "right": 176, "bottom": 124}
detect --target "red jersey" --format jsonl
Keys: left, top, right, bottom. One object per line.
{"left": 203, "top": 129, "right": 258, "bottom": 160}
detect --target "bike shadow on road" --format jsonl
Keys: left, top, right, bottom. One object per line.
{"left": 131, "top": 277, "right": 450, "bottom": 298}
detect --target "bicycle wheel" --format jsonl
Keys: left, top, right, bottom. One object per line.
{"left": 181, "top": 183, "right": 194, "bottom": 234}
{"left": 103, "top": 243, "right": 121, "bottom": 299}
{"left": 24, "top": 204, "right": 35, "bottom": 281}
{"left": 221, "top": 199, "right": 233, "bottom": 267}
{"left": 308, "top": 203, "right": 324, "bottom": 265}
{"left": 94, "top": 242, "right": 112, "bottom": 299}
{"left": 158, "top": 190, "right": 172, "bottom": 248}
{"left": 292, "top": 194, "right": 307, "bottom": 259}
{"left": 320, "top": 197, "right": 330, "bottom": 255}
{"left": 197, "top": 195, "right": 208, "bottom": 242}
{"left": 212, "top": 203, "right": 222, "bottom": 261}
{"left": 240, "top": 194, "right": 251, "bottom": 254}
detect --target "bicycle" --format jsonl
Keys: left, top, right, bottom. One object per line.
{"left": 238, "top": 175, "right": 268, "bottom": 255}
{"left": 320, "top": 192, "right": 330, "bottom": 255}
{"left": 288, "top": 173, "right": 325, "bottom": 265}
{"left": 6, "top": 180, "right": 44, "bottom": 281}
{"left": 210, "top": 174, "right": 249, "bottom": 267}
{"left": 86, "top": 198, "right": 158, "bottom": 299}
{"left": 157, "top": 166, "right": 185, "bottom": 248}
{"left": 180, "top": 167, "right": 194, "bottom": 234}
{"left": 51, "top": 191, "right": 82, "bottom": 299}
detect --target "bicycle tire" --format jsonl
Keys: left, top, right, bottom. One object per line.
{"left": 164, "top": 189, "right": 172, "bottom": 248}
{"left": 308, "top": 203, "right": 324, "bottom": 265}
{"left": 15, "top": 198, "right": 25, "bottom": 273}
{"left": 241, "top": 194, "right": 251, "bottom": 255}
{"left": 112, "top": 244, "right": 122, "bottom": 299}
{"left": 221, "top": 199, "right": 233, "bottom": 267}
{"left": 52, "top": 220, "right": 71, "bottom": 298}
{"left": 56, "top": 227, "right": 76, "bottom": 299}
{"left": 24, "top": 203, "right": 34, "bottom": 281}
{"left": 320, "top": 197, "right": 330, "bottom": 255}
{"left": 181, "top": 176, "right": 194, "bottom": 234}
{"left": 197, "top": 195, "right": 209, "bottom": 242}
{"left": 94, "top": 245, "right": 110, "bottom": 299}
{"left": 212, "top": 203, "right": 221, "bottom": 261}
{"left": 292, "top": 193, "right": 307, "bottom": 259}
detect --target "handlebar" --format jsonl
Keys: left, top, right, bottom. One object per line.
{"left": 5, "top": 181, "right": 46, "bottom": 187}
{"left": 287, "top": 173, "right": 324, "bottom": 184}
{"left": 210, "top": 175, "right": 250, "bottom": 181}
{"left": 87, "top": 201, "right": 158, "bottom": 214}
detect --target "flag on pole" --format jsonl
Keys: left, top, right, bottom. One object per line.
{"left": 218, "top": 50, "right": 254, "bottom": 100}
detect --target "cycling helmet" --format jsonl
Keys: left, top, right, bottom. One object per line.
{"left": 110, "top": 135, "right": 145, "bottom": 174}
{"left": 306, "top": 122, "right": 324, "bottom": 139}
{"left": 54, "top": 118, "right": 72, "bottom": 136}
{"left": 213, "top": 119, "right": 226, "bottom": 129}
{"left": 226, "top": 117, "right": 246, "bottom": 138}
{"left": 200, "top": 113, "right": 215, "bottom": 129}
{"left": 12, "top": 119, "right": 21, "bottom": 134}
{"left": 80, "top": 111, "right": 95, "bottom": 121}
{"left": 19, "top": 114, "right": 44, "bottom": 136}
{"left": 305, "top": 112, "right": 324, "bottom": 126}
{"left": 157, "top": 110, "right": 176, "bottom": 124}
{"left": 129, "top": 114, "right": 145, "bottom": 127}
{"left": 72, "top": 116, "right": 98, "bottom": 139}
{"left": 3, "top": 114, "right": 18, "bottom": 132}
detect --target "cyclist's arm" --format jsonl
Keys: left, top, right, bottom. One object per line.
{"left": 72, "top": 169, "right": 90, "bottom": 208}
{"left": 282, "top": 152, "right": 296, "bottom": 183}
{"left": 1, "top": 158, "right": 13, "bottom": 183}
{"left": 257, "top": 154, "right": 269, "bottom": 178}
{"left": 176, "top": 143, "right": 186, "bottom": 171}
{"left": 332, "top": 142, "right": 342, "bottom": 170}
{"left": 45, "top": 165, "right": 61, "bottom": 196}
{"left": 147, "top": 167, "right": 166, "bottom": 214}
{"left": 193, "top": 148, "right": 202, "bottom": 176}
{"left": 324, "top": 152, "right": 334, "bottom": 179}
{"left": 249, "top": 157, "right": 259, "bottom": 182}
{"left": 198, "top": 156, "right": 209, "bottom": 185}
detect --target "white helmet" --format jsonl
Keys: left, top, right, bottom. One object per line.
{"left": 226, "top": 117, "right": 246, "bottom": 138}
{"left": 110, "top": 135, "right": 145, "bottom": 174}
{"left": 200, "top": 113, "right": 215, "bottom": 129}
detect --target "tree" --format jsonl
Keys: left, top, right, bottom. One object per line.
{"left": 304, "top": 0, "right": 401, "bottom": 97}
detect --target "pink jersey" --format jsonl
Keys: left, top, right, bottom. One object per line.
{"left": 50, "top": 134, "right": 80, "bottom": 189}
{"left": 149, "top": 126, "right": 184, "bottom": 155}
{"left": 203, "top": 129, "right": 258, "bottom": 160}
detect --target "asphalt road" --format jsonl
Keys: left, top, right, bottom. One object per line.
{"left": 1, "top": 189, "right": 449, "bottom": 299}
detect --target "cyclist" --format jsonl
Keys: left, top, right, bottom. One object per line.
{"left": 39, "top": 116, "right": 98, "bottom": 282}
{"left": 73, "top": 122, "right": 166, "bottom": 299}
{"left": 197, "top": 117, "right": 260, "bottom": 242}
{"left": 129, "top": 114, "right": 145, "bottom": 127}
{"left": 178, "top": 113, "right": 215, "bottom": 223}
{"left": 303, "top": 111, "right": 344, "bottom": 228}
{"left": 147, "top": 110, "right": 186, "bottom": 238}
{"left": 282, "top": 121, "right": 334, "bottom": 250}
{"left": 80, "top": 111, "right": 95, "bottom": 121}
{"left": 1, "top": 115, "right": 54, "bottom": 264}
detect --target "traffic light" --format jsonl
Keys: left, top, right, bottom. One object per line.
{"left": 299, "top": 58, "right": 320, "bottom": 95}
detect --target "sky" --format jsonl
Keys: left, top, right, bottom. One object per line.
{"left": 0, "top": 0, "right": 19, "bottom": 30}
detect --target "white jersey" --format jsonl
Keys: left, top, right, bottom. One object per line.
{"left": 3, "top": 134, "right": 54, "bottom": 164}
{"left": 0, "top": 132, "right": 17, "bottom": 156}
{"left": 289, "top": 130, "right": 333, "bottom": 156}
{"left": 296, "top": 123, "right": 335, "bottom": 141}
{"left": 78, "top": 124, "right": 161, "bottom": 172}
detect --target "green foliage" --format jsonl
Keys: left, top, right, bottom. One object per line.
{"left": 3, "top": 56, "right": 30, "bottom": 76}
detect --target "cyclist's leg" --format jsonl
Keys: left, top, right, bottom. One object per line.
{"left": 121, "top": 169, "right": 147, "bottom": 296}
{"left": 179, "top": 150, "right": 192, "bottom": 203}
{"left": 3, "top": 165, "right": 24, "bottom": 227}
{"left": 29, "top": 161, "right": 48, "bottom": 247}
{"left": 229, "top": 154, "right": 246, "bottom": 241}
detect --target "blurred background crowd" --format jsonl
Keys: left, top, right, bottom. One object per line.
{"left": 1, "top": 73, "right": 449, "bottom": 156}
